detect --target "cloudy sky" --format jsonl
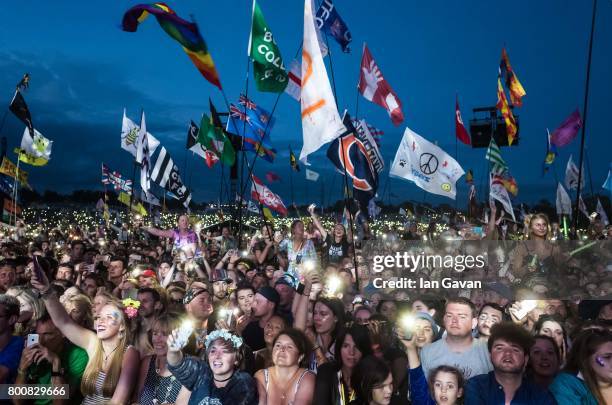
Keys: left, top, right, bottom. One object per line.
{"left": 0, "top": 0, "right": 610, "bottom": 208}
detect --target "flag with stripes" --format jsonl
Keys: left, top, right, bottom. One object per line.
{"left": 150, "top": 146, "right": 192, "bottom": 208}
{"left": 136, "top": 111, "right": 151, "bottom": 195}
{"left": 485, "top": 138, "right": 507, "bottom": 173}
{"left": 351, "top": 118, "right": 384, "bottom": 146}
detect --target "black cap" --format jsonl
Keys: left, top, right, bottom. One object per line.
{"left": 257, "top": 286, "right": 280, "bottom": 305}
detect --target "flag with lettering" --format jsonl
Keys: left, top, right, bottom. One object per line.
{"left": 315, "top": 0, "right": 352, "bottom": 52}
{"left": 359, "top": 44, "right": 404, "bottom": 125}
{"left": 248, "top": 0, "right": 288, "bottom": 92}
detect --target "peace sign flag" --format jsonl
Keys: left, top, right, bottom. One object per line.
{"left": 390, "top": 127, "right": 465, "bottom": 199}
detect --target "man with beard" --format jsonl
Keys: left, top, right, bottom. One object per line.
{"left": 241, "top": 287, "right": 279, "bottom": 351}
{"left": 465, "top": 322, "right": 556, "bottom": 404}
{"left": 210, "top": 269, "right": 233, "bottom": 304}
{"left": 134, "top": 287, "right": 163, "bottom": 356}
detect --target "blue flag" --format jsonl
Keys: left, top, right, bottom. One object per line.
{"left": 226, "top": 100, "right": 277, "bottom": 162}
{"left": 315, "top": 0, "right": 352, "bottom": 53}
{"left": 326, "top": 115, "right": 378, "bottom": 207}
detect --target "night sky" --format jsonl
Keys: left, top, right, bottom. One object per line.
{"left": 0, "top": 0, "right": 610, "bottom": 208}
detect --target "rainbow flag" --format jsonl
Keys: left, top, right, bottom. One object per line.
{"left": 122, "top": 3, "right": 221, "bottom": 89}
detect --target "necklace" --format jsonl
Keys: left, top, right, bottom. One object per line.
{"left": 214, "top": 372, "right": 234, "bottom": 383}
{"left": 103, "top": 344, "right": 120, "bottom": 364}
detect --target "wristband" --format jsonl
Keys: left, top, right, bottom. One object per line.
{"left": 296, "top": 283, "right": 305, "bottom": 295}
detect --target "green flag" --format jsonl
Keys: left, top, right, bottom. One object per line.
{"left": 485, "top": 138, "right": 507, "bottom": 173}
{"left": 248, "top": 0, "right": 288, "bottom": 92}
{"left": 198, "top": 113, "right": 236, "bottom": 166}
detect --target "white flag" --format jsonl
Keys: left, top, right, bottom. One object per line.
{"left": 305, "top": 168, "right": 320, "bottom": 181}
{"left": 389, "top": 127, "right": 465, "bottom": 199}
{"left": 565, "top": 155, "right": 583, "bottom": 190}
{"left": 578, "top": 195, "right": 590, "bottom": 219}
{"left": 299, "top": 0, "right": 345, "bottom": 164}
{"left": 597, "top": 198, "right": 609, "bottom": 225}
{"left": 121, "top": 109, "right": 160, "bottom": 158}
{"left": 556, "top": 182, "right": 572, "bottom": 217}
{"left": 20, "top": 127, "right": 52, "bottom": 161}
{"left": 490, "top": 174, "right": 516, "bottom": 221}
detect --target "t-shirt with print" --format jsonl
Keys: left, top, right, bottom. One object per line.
{"left": 323, "top": 234, "right": 350, "bottom": 265}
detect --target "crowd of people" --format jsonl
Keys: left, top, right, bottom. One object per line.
{"left": 0, "top": 203, "right": 611, "bottom": 404}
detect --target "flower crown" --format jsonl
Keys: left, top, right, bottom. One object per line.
{"left": 122, "top": 298, "right": 140, "bottom": 319}
{"left": 205, "top": 329, "right": 243, "bottom": 350}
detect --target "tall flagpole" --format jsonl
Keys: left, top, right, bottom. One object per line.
{"left": 573, "top": 0, "right": 597, "bottom": 233}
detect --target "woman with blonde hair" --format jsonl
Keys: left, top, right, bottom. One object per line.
{"left": 63, "top": 293, "right": 94, "bottom": 330}
{"left": 510, "top": 213, "right": 568, "bottom": 279}
{"left": 5, "top": 286, "right": 45, "bottom": 335}
{"left": 133, "top": 313, "right": 190, "bottom": 405}
{"left": 31, "top": 270, "right": 139, "bottom": 404}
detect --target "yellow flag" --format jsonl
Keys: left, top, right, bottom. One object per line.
{"left": 118, "top": 192, "right": 147, "bottom": 216}
{"left": 262, "top": 207, "right": 274, "bottom": 222}
{"left": 0, "top": 157, "right": 30, "bottom": 187}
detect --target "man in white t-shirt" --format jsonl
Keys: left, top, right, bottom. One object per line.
{"left": 420, "top": 297, "right": 493, "bottom": 380}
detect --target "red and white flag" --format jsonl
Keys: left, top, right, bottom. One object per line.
{"left": 204, "top": 150, "right": 219, "bottom": 168}
{"left": 251, "top": 175, "right": 287, "bottom": 216}
{"left": 455, "top": 96, "right": 471, "bottom": 145}
{"left": 358, "top": 44, "right": 404, "bottom": 126}
{"left": 285, "top": 59, "right": 301, "bottom": 102}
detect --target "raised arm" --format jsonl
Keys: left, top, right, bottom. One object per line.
{"left": 142, "top": 226, "right": 174, "bottom": 239}
{"left": 31, "top": 271, "right": 96, "bottom": 351}
{"left": 308, "top": 205, "right": 328, "bottom": 241}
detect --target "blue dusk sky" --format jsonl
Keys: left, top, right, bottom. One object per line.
{"left": 0, "top": 0, "right": 610, "bottom": 208}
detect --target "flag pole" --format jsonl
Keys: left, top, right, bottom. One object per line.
{"left": 573, "top": 0, "right": 597, "bottom": 233}
{"left": 584, "top": 147, "right": 596, "bottom": 199}
{"left": 12, "top": 156, "right": 20, "bottom": 227}
{"left": 311, "top": 16, "right": 359, "bottom": 287}
{"left": 289, "top": 145, "right": 295, "bottom": 206}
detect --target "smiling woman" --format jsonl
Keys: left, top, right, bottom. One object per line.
{"left": 30, "top": 269, "right": 140, "bottom": 405}
{"left": 166, "top": 328, "right": 258, "bottom": 405}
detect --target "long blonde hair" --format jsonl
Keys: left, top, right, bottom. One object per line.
{"left": 527, "top": 213, "right": 551, "bottom": 240}
{"left": 81, "top": 300, "right": 130, "bottom": 398}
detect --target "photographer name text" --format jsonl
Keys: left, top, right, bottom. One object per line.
{"left": 372, "top": 277, "right": 482, "bottom": 289}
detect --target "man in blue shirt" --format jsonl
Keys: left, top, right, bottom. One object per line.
{"left": 465, "top": 322, "right": 557, "bottom": 404}
{"left": 0, "top": 294, "right": 24, "bottom": 385}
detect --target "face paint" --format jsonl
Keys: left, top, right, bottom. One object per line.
{"left": 596, "top": 356, "right": 606, "bottom": 367}
{"left": 110, "top": 311, "right": 121, "bottom": 326}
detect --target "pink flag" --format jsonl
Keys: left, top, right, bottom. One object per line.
{"left": 358, "top": 44, "right": 404, "bottom": 125}
{"left": 251, "top": 175, "right": 287, "bottom": 216}
{"left": 550, "top": 109, "right": 582, "bottom": 148}
{"left": 265, "top": 171, "right": 281, "bottom": 183}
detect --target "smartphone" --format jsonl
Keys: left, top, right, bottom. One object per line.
{"left": 27, "top": 334, "right": 39, "bottom": 347}
{"left": 32, "top": 256, "right": 45, "bottom": 282}
{"left": 513, "top": 300, "right": 538, "bottom": 320}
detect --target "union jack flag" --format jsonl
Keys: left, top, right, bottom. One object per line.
{"left": 101, "top": 163, "right": 133, "bottom": 193}
{"left": 239, "top": 94, "right": 257, "bottom": 110}
{"left": 229, "top": 105, "right": 251, "bottom": 123}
